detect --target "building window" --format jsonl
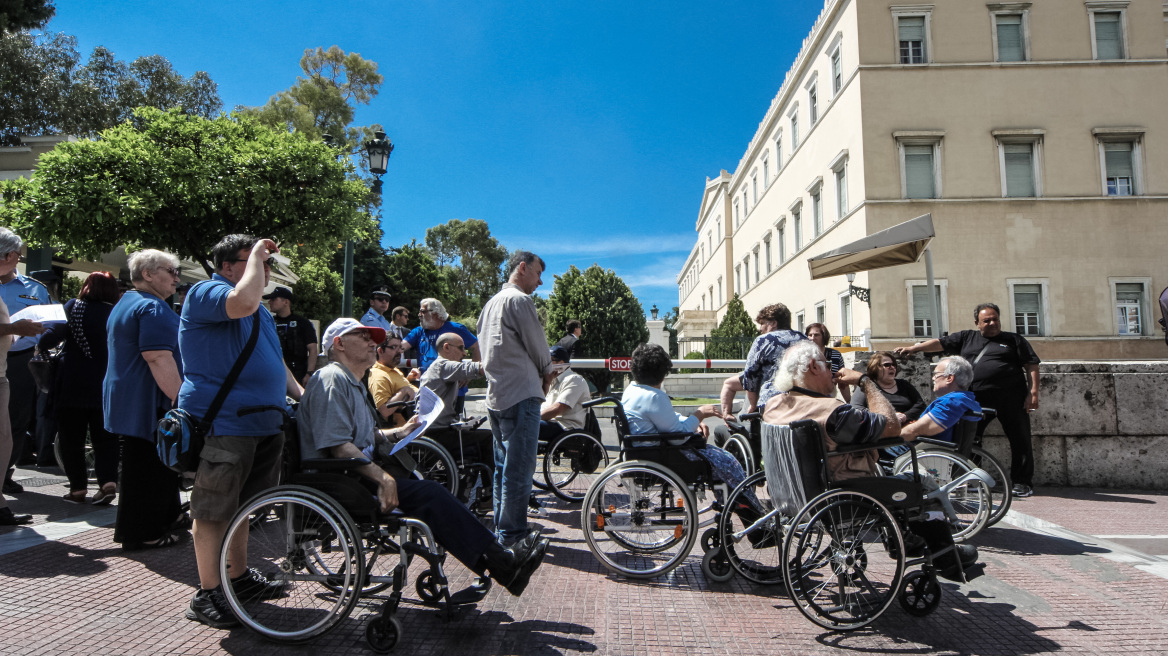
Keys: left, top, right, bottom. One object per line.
{"left": 993, "top": 12, "right": 1027, "bottom": 62}
{"left": 774, "top": 131, "right": 783, "bottom": 167}
{"left": 896, "top": 133, "right": 943, "bottom": 199}
{"left": 733, "top": 200, "right": 740, "bottom": 227}
{"left": 777, "top": 221, "right": 786, "bottom": 264}
{"left": 790, "top": 107, "right": 800, "bottom": 149}
{"left": 906, "top": 280, "right": 947, "bottom": 338}
{"left": 752, "top": 173, "right": 759, "bottom": 203}
{"left": 700, "top": 294, "right": 705, "bottom": 310}
{"left": 1089, "top": 7, "right": 1126, "bottom": 60}
{"left": 743, "top": 190, "right": 749, "bottom": 217}
{"left": 796, "top": 311, "right": 805, "bottom": 332}
{"left": 839, "top": 293, "right": 852, "bottom": 340}
{"left": 815, "top": 302, "right": 826, "bottom": 326}
{"left": 830, "top": 151, "right": 849, "bottom": 219}
{"left": 708, "top": 285, "right": 714, "bottom": 309}
{"left": 763, "top": 234, "right": 772, "bottom": 273}
{"left": 831, "top": 47, "right": 843, "bottom": 95}
{"left": 1115, "top": 282, "right": 1145, "bottom": 334}
{"left": 793, "top": 206, "right": 803, "bottom": 251}
{"left": 735, "top": 266, "right": 741, "bottom": 294}
{"left": 1096, "top": 131, "right": 1143, "bottom": 196}
{"left": 744, "top": 257, "right": 752, "bottom": 289}
{"left": 707, "top": 231, "right": 712, "bottom": 254}
{"left": 808, "top": 85, "right": 819, "bottom": 125}
{"left": 995, "top": 133, "right": 1043, "bottom": 198}
{"left": 762, "top": 154, "right": 770, "bottom": 188}
{"left": 753, "top": 247, "right": 761, "bottom": 282}
{"left": 1008, "top": 279, "right": 1049, "bottom": 336}
{"left": 810, "top": 185, "right": 823, "bottom": 236}
{"left": 717, "top": 277, "right": 723, "bottom": 306}
{"left": 895, "top": 13, "right": 929, "bottom": 64}
{"left": 716, "top": 218, "right": 721, "bottom": 238}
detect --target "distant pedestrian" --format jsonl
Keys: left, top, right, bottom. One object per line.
{"left": 555, "top": 320, "right": 582, "bottom": 360}
{"left": 265, "top": 286, "right": 319, "bottom": 386}
{"left": 360, "top": 286, "right": 393, "bottom": 332}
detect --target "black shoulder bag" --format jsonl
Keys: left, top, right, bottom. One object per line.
{"left": 157, "top": 310, "right": 262, "bottom": 473}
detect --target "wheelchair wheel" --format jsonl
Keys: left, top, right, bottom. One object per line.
{"left": 719, "top": 471, "right": 787, "bottom": 585}
{"left": 220, "top": 487, "right": 365, "bottom": 643}
{"left": 894, "top": 450, "right": 991, "bottom": 542}
{"left": 970, "top": 447, "right": 1011, "bottom": 527}
{"left": 581, "top": 461, "right": 698, "bottom": 579}
{"left": 407, "top": 437, "right": 459, "bottom": 498}
{"left": 783, "top": 489, "right": 904, "bottom": 631}
{"left": 702, "top": 547, "right": 735, "bottom": 583}
{"left": 545, "top": 431, "right": 610, "bottom": 502}
{"left": 365, "top": 615, "right": 401, "bottom": 654}
{"left": 898, "top": 569, "right": 942, "bottom": 617}
{"left": 722, "top": 433, "right": 754, "bottom": 477}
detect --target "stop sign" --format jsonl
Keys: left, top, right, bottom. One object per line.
{"left": 606, "top": 357, "right": 632, "bottom": 372}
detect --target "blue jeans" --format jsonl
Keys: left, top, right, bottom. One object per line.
{"left": 488, "top": 397, "right": 542, "bottom": 545}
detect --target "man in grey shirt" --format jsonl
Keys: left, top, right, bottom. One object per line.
{"left": 419, "top": 332, "right": 484, "bottom": 431}
{"left": 478, "top": 250, "right": 557, "bottom": 546}
{"left": 298, "top": 318, "right": 550, "bottom": 597}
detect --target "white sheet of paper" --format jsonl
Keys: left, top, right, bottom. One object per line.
{"left": 550, "top": 363, "right": 570, "bottom": 375}
{"left": 11, "top": 305, "right": 66, "bottom": 323}
{"left": 389, "top": 387, "right": 445, "bottom": 455}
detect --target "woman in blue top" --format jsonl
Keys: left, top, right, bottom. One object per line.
{"left": 39, "top": 272, "right": 120, "bottom": 504}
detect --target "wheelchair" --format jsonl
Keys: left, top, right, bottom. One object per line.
{"left": 221, "top": 405, "right": 482, "bottom": 653}
{"left": 716, "top": 419, "right": 994, "bottom": 630}
{"left": 532, "top": 407, "right": 610, "bottom": 502}
{"left": 385, "top": 400, "right": 493, "bottom": 515}
{"left": 579, "top": 397, "right": 733, "bottom": 579}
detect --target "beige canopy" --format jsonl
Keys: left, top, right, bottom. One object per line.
{"left": 806, "top": 213, "right": 934, "bottom": 279}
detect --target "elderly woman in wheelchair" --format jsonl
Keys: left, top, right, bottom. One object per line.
{"left": 716, "top": 340, "right": 990, "bottom": 629}
{"left": 219, "top": 319, "right": 550, "bottom": 652}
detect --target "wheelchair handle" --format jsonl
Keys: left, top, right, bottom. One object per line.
{"left": 830, "top": 436, "right": 909, "bottom": 455}
{"left": 583, "top": 396, "right": 619, "bottom": 409}
{"left": 738, "top": 411, "right": 761, "bottom": 422}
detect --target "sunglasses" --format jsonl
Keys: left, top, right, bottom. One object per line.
{"left": 159, "top": 267, "right": 181, "bottom": 278}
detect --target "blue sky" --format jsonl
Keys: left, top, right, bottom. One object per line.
{"left": 49, "top": 1, "right": 822, "bottom": 315}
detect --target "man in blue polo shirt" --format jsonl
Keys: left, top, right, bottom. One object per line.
{"left": 0, "top": 228, "right": 53, "bottom": 495}
{"left": 900, "top": 356, "right": 982, "bottom": 444}
{"left": 179, "top": 234, "right": 304, "bottom": 629}
{"left": 404, "top": 297, "right": 479, "bottom": 416}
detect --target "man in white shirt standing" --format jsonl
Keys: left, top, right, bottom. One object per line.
{"left": 478, "top": 251, "right": 557, "bottom": 546}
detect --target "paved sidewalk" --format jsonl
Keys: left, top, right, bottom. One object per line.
{"left": 1, "top": 463, "right": 1167, "bottom": 655}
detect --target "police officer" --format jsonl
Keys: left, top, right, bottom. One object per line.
{"left": 360, "top": 286, "right": 393, "bottom": 333}
{"left": 264, "top": 286, "right": 319, "bottom": 386}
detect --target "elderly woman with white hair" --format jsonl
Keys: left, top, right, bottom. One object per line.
{"left": 103, "top": 249, "right": 187, "bottom": 549}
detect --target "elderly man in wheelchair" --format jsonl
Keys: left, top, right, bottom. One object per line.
{"left": 719, "top": 340, "right": 989, "bottom": 629}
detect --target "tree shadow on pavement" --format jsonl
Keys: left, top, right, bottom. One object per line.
{"left": 972, "top": 525, "right": 1109, "bottom": 557}
{"left": 1029, "top": 488, "right": 1162, "bottom": 505}
{"left": 0, "top": 540, "right": 117, "bottom": 578}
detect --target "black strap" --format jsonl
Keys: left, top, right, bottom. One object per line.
{"left": 972, "top": 341, "right": 994, "bottom": 365}
{"left": 202, "top": 309, "right": 262, "bottom": 430}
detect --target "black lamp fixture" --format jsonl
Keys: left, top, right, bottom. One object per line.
{"left": 363, "top": 130, "right": 394, "bottom": 196}
{"left": 846, "top": 272, "right": 871, "bottom": 306}
{"left": 650, "top": 304, "right": 659, "bottom": 320}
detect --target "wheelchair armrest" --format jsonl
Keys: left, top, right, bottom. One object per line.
{"left": 915, "top": 437, "right": 957, "bottom": 449}
{"left": 583, "top": 396, "right": 619, "bottom": 409}
{"left": 301, "top": 457, "right": 372, "bottom": 472}
{"left": 829, "top": 437, "right": 908, "bottom": 456}
{"left": 451, "top": 416, "right": 488, "bottom": 430}
{"left": 622, "top": 432, "right": 705, "bottom": 449}
{"left": 738, "top": 411, "right": 761, "bottom": 422}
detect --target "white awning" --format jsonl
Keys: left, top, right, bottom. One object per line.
{"left": 807, "top": 214, "right": 934, "bottom": 279}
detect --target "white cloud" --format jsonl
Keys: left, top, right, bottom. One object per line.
{"left": 501, "top": 233, "right": 694, "bottom": 257}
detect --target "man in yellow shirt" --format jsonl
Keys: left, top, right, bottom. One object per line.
{"left": 368, "top": 334, "right": 417, "bottom": 427}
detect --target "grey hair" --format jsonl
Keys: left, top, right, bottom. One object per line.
{"left": 435, "top": 332, "right": 463, "bottom": 350}
{"left": 937, "top": 356, "right": 974, "bottom": 391}
{"left": 420, "top": 298, "right": 448, "bottom": 322}
{"left": 128, "top": 249, "right": 179, "bottom": 282}
{"left": 774, "top": 340, "right": 826, "bottom": 393}
{"left": 0, "top": 227, "right": 22, "bottom": 257}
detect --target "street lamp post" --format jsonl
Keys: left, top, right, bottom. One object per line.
{"left": 846, "top": 272, "right": 871, "bottom": 307}
{"left": 352, "top": 130, "right": 394, "bottom": 318}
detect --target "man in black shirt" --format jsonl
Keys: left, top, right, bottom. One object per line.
{"left": 555, "top": 319, "right": 582, "bottom": 359}
{"left": 265, "top": 287, "right": 319, "bottom": 385}
{"left": 895, "top": 302, "right": 1040, "bottom": 498}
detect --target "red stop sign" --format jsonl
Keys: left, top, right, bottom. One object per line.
{"left": 607, "top": 357, "right": 632, "bottom": 372}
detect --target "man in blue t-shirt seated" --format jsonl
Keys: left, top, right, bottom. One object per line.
{"left": 899, "top": 356, "right": 982, "bottom": 444}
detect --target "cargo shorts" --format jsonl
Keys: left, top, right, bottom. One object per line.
{"left": 189, "top": 433, "right": 284, "bottom": 522}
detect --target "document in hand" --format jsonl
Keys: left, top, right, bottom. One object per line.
{"left": 388, "top": 386, "right": 445, "bottom": 455}
{"left": 11, "top": 304, "right": 66, "bottom": 323}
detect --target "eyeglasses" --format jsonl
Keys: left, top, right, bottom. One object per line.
{"left": 159, "top": 267, "right": 181, "bottom": 278}
{"left": 881, "top": 363, "right": 897, "bottom": 369}
{"left": 932, "top": 371, "right": 952, "bottom": 380}
{"left": 447, "top": 343, "right": 466, "bottom": 351}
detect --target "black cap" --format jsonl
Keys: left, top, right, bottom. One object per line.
{"left": 262, "top": 286, "right": 293, "bottom": 301}
{"left": 370, "top": 286, "right": 392, "bottom": 300}
{"left": 549, "top": 345, "right": 571, "bottom": 363}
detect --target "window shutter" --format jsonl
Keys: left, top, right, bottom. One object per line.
{"left": 1116, "top": 283, "right": 1143, "bottom": 303}
{"left": 996, "top": 14, "right": 1024, "bottom": 61}
{"left": 1105, "top": 142, "right": 1133, "bottom": 179}
{"left": 1014, "top": 285, "right": 1042, "bottom": 314}
{"left": 1004, "top": 143, "right": 1035, "bottom": 197}
{"left": 899, "top": 16, "right": 925, "bottom": 43}
{"left": 904, "top": 145, "right": 935, "bottom": 198}
{"left": 1094, "top": 12, "right": 1123, "bottom": 59}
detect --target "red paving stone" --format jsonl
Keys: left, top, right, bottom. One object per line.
{"left": 2, "top": 468, "right": 1168, "bottom": 655}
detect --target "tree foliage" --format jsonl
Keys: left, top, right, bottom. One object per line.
{"left": 544, "top": 265, "right": 649, "bottom": 393}
{"left": 425, "top": 218, "right": 507, "bottom": 320}
{"left": 241, "top": 46, "right": 382, "bottom": 158}
{"left": 0, "top": 0, "right": 54, "bottom": 33}
{"left": 288, "top": 250, "right": 343, "bottom": 327}
{"left": 384, "top": 240, "right": 447, "bottom": 327}
{"left": 0, "top": 31, "right": 221, "bottom": 145}
{"left": 707, "top": 294, "right": 755, "bottom": 359}
{"left": 0, "top": 107, "right": 376, "bottom": 274}
{"left": 662, "top": 305, "right": 680, "bottom": 357}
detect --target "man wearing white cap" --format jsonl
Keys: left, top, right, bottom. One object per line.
{"left": 298, "top": 318, "right": 551, "bottom": 599}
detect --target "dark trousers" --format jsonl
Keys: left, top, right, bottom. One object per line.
{"left": 974, "top": 387, "right": 1034, "bottom": 487}
{"left": 538, "top": 420, "right": 566, "bottom": 444}
{"left": 396, "top": 476, "right": 494, "bottom": 572}
{"left": 6, "top": 349, "right": 36, "bottom": 476}
{"left": 57, "top": 406, "right": 119, "bottom": 490}
{"left": 114, "top": 436, "right": 182, "bottom": 545}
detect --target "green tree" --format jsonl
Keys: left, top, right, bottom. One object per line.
{"left": 707, "top": 294, "right": 755, "bottom": 359}
{"left": 241, "top": 46, "right": 382, "bottom": 159}
{"left": 383, "top": 240, "right": 447, "bottom": 329}
{"left": 662, "top": 305, "right": 680, "bottom": 357}
{"left": 0, "top": 107, "right": 375, "bottom": 274}
{"left": 288, "top": 250, "right": 343, "bottom": 326}
{"left": 424, "top": 218, "right": 508, "bottom": 320}
{"left": 0, "top": 0, "right": 54, "bottom": 33}
{"left": 544, "top": 265, "right": 649, "bottom": 394}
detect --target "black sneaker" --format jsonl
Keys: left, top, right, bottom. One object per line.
{"left": 231, "top": 567, "right": 289, "bottom": 600}
{"left": 2, "top": 479, "right": 23, "bottom": 495}
{"left": 185, "top": 587, "right": 241, "bottom": 629}
{"left": 0, "top": 507, "right": 32, "bottom": 526}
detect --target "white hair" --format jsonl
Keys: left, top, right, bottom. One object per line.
{"left": 937, "top": 356, "right": 974, "bottom": 391}
{"left": 420, "top": 298, "right": 448, "bottom": 322}
{"left": 0, "top": 227, "right": 22, "bottom": 256}
{"left": 128, "top": 249, "right": 179, "bottom": 282}
{"left": 774, "top": 340, "right": 826, "bottom": 393}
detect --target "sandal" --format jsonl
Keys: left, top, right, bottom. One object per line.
{"left": 91, "top": 484, "right": 117, "bottom": 506}
{"left": 123, "top": 532, "right": 186, "bottom": 551}
{"left": 62, "top": 490, "right": 88, "bottom": 504}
